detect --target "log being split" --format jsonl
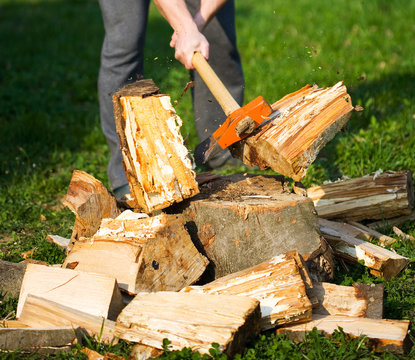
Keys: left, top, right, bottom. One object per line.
{"left": 174, "top": 174, "right": 323, "bottom": 279}
{"left": 63, "top": 170, "right": 120, "bottom": 247}
{"left": 113, "top": 80, "right": 199, "bottom": 213}
{"left": 277, "top": 314, "right": 411, "bottom": 355}
{"left": 115, "top": 292, "right": 261, "bottom": 357}
{"left": 63, "top": 213, "right": 209, "bottom": 293}
{"left": 307, "top": 282, "right": 383, "bottom": 318}
{"left": 307, "top": 170, "right": 414, "bottom": 221}
{"left": 230, "top": 82, "right": 354, "bottom": 181}
{"left": 319, "top": 218, "right": 410, "bottom": 280}
{"left": 16, "top": 264, "right": 124, "bottom": 320}
{"left": 182, "top": 251, "right": 312, "bottom": 330}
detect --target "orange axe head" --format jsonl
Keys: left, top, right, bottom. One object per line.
{"left": 194, "top": 96, "right": 272, "bottom": 164}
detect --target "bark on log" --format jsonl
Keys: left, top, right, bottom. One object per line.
{"left": 307, "top": 170, "right": 414, "bottom": 221}
{"left": 0, "top": 324, "right": 82, "bottom": 353}
{"left": 16, "top": 264, "right": 124, "bottom": 320}
{"left": 182, "top": 251, "right": 312, "bottom": 330}
{"left": 115, "top": 292, "right": 261, "bottom": 357}
{"left": 113, "top": 80, "right": 199, "bottom": 213}
{"left": 0, "top": 259, "right": 26, "bottom": 298}
{"left": 307, "top": 282, "right": 383, "bottom": 318}
{"left": 172, "top": 174, "right": 324, "bottom": 280}
{"left": 62, "top": 213, "right": 208, "bottom": 293}
{"left": 18, "top": 294, "right": 117, "bottom": 344}
{"left": 319, "top": 218, "right": 410, "bottom": 280}
{"left": 277, "top": 314, "right": 411, "bottom": 355}
{"left": 230, "top": 82, "right": 354, "bottom": 181}
{"left": 63, "top": 170, "right": 120, "bottom": 248}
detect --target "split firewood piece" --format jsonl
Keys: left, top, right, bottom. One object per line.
{"left": 307, "top": 170, "right": 414, "bottom": 221}
{"left": 285, "top": 249, "right": 314, "bottom": 290}
{"left": 129, "top": 344, "right": 164, "bottom": 360}
{"left": 16, "top": 263, "right": 124, "bottom": 320}
{"left": 230, "top": 82, "right": 354, "bottom": 181}
{"left": 367, "top": 209, "right": 415, "bottom": 230}
{"left": 0, "top": 321, "right": 29, "bottom": 328}
{"left": 392, "top": 226, "right": 415, "bottom": 242}
{"left": 63, "top": 170, "right": 120, "bottom": 247}
{"left": 182, "top": 252, "right": 312, "bottom": 330}
{"left": 346, "top": 220, "right": 396, "bottom": 246}
{"left": 319, "top": 218, "right": 410, "bottom": 280}
{"left": 115, "top": 292, "right": 261, "bottom": 357}
{"left": 307, "top": 282, "right": 383, "bottom": 318}
{"left": 62, "top": 213, "right": 209, "bottom": 293}
{"left": 277, "top": 314, "right": 411, "bottom": 355}
{"left": 315, "top": 218, "right": 396, "bottom": 247}
{"left": 46, "top": 234, "right": 71, "bottom": 249}
{"left": 81, "top": 347, "right": 124, "bottom": 360}
{"left": 0, "top": 323, "right": 82, "bottom": 353}
{"left": 113, "top": 79, "right": 199, "bottom": 213}
{"left": 18, "top": 294, "right": 117, "bottom": 344}
{"left": 175, "top": 174, "right": 323, "bottom": 280}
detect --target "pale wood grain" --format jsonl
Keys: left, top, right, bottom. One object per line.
{"left": 16, "top": 264, "right": 124, "bottom": 320}
{"left": 278, "top": 314, "right": 410, "bottom": 354}
{"left": 182, "top": 251, "right": 312, "bottom": 330}
{"left": 319, "top": 218, "right": 410, "bottom": 280}
{"left": 307, "top": 170, "right": 413, "bottom": 221}
{"left": 114, "top": 81, "right": 199, "bottom": 213}
{"left": 19, "top": 295, "right": 117, "bottom": 344}
{"left": 231, "top": 82, "right": 354, "bottom": 181}
{"left": 115, "top": 292, "right": 261, "bottom": 357}
{"left": 63, "top": 213, "right": 209, "bottom": 293}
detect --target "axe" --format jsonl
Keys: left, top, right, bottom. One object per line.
{"left": 192, "top": 51, "right": 272, "bottom": 164}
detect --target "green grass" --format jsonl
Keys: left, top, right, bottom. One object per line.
{"left": 152, "top": 329, "right": 414, "bottom": 360}
{"left": 0, "top": 0, "right": 414, "bottom": 358}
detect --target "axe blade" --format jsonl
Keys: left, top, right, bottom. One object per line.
{"left": 194, "top": 136, "right": 222, "bottom": 165}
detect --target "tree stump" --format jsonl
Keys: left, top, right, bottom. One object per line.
{"left": 171, "top": 174, "right": 324, "bottom": 280}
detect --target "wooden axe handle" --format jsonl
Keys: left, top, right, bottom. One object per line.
{"left": 192, "top": 51, "right": 240, "bottom": 116}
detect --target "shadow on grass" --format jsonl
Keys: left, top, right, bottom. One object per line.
{"left": 348, "top": 72, "right": 415, "bottom": 131}
{"left": 0, "top": 0, "right": 180, "bottom": 181}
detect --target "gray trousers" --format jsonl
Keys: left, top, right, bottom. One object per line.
{"left": 98, "top": 0, "right": 244, "bottom": 190}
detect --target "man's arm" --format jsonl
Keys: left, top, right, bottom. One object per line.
{"left": 153, "top": 0, "right": 228, "bottom": 69}
{"left": 192, "top": 0, "right": 228, "bottom": 31}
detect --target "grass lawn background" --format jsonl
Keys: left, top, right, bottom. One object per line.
{"left": 0, "top": 0, "right": 414, "bottom": 358}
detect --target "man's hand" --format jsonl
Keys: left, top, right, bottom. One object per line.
{"left": 154, "top": 0, "right": 227, "bottom": 69}
{"left": 170, "top": 9, "right": 209, "bottom": 69}
{"left": 170, "top": 27, "right": 209, "bottom": 70}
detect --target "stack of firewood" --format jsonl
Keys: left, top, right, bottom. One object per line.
{"left": 1, "top": 80, "right": 413, "bottom": 357}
